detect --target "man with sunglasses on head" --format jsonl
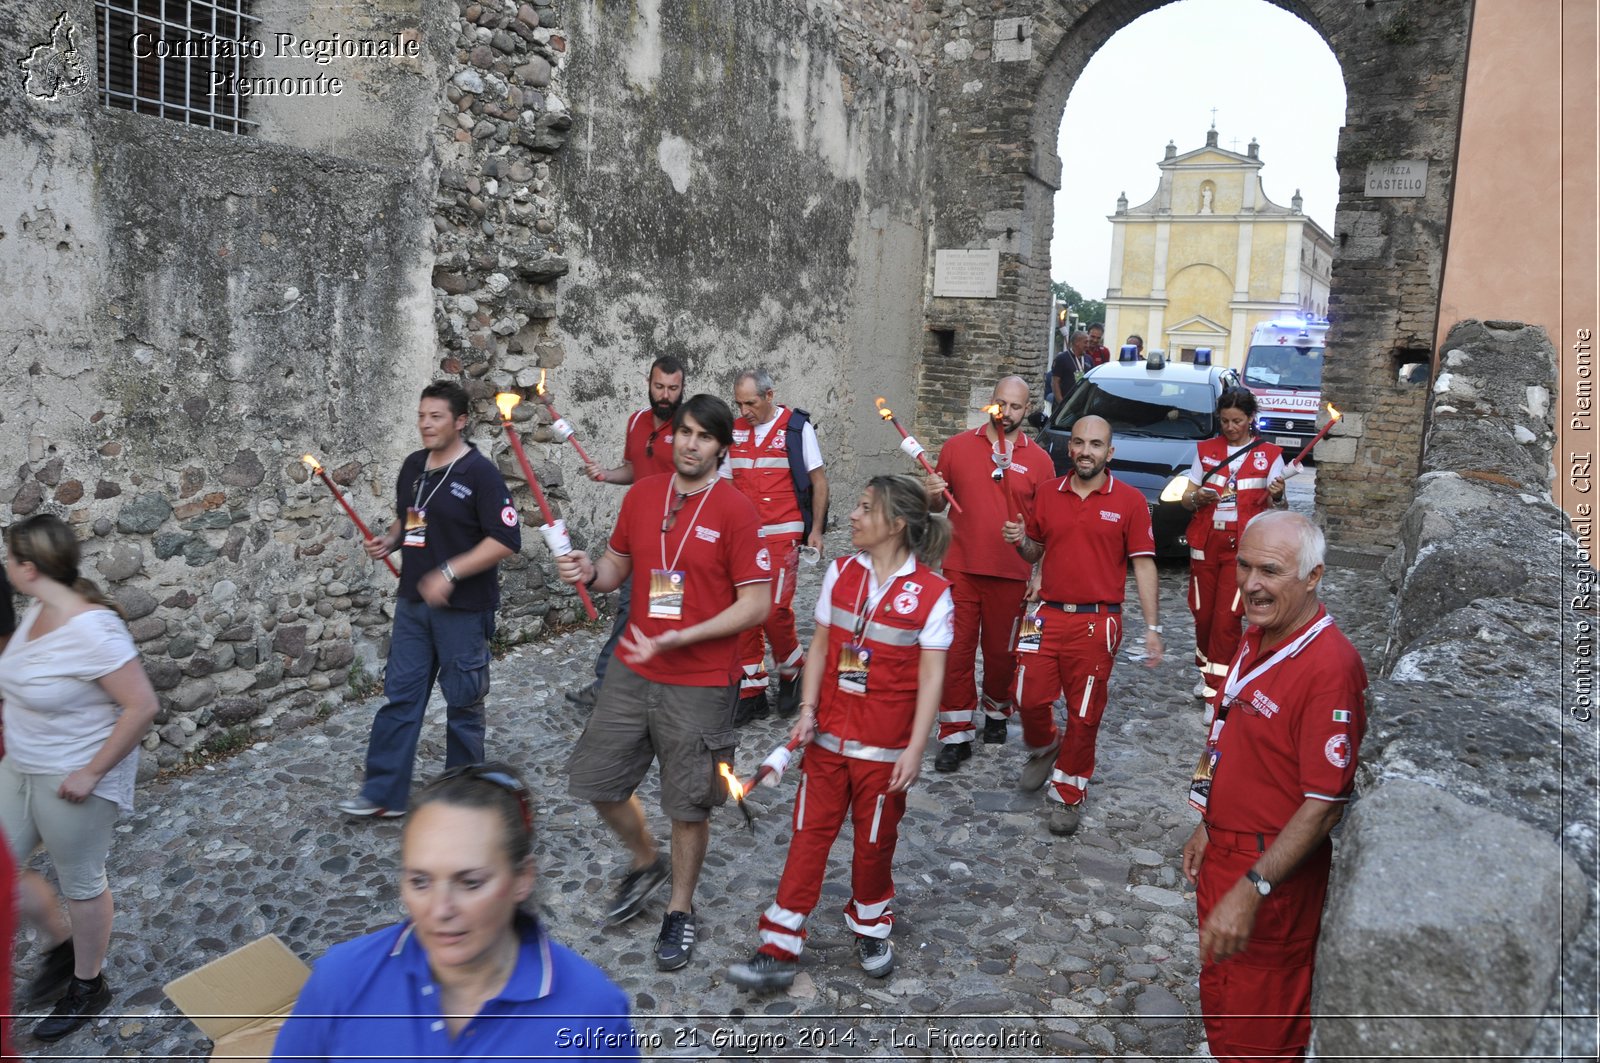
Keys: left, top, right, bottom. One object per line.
{"left": 337, "top": 380, "right": 522, "bottom": 819}
{"left": 557, "top": 394, "right": 770, "bottom": 973}
{"left": 565, "top": 356, "right": 687, "bottom": 710}
{"left": 725, "top": 368, "right": 829, "bottom": 724}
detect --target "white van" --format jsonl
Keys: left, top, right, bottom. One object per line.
{"left": 1242, "top": 318, "right": 1328, "bottom": 455}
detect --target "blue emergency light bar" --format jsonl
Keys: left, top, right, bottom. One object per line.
{"left": 1194, "top": 347, "right": 1213, "bottom": 366}
{"left": 1118, "top": 344, "right": 1139, "bottom": 362}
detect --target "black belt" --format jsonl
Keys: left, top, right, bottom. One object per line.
{"left": 1040, "top": 601, "right": 1121, "bottom": 614}
{"left": 1205, "top": 825, "right": 1276, "bottom": 852}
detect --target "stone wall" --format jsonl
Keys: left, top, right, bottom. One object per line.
{"left": 915, "top": 0, "right": 1472, "bottom": 554}
{"left": 1313, "top": 321, "right": 1596, "bottom": 1059}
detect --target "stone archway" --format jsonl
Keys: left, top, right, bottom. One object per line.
{"left": 918, "top": 0, "right": 1472, "bottom": 552}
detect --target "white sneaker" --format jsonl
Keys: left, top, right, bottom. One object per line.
{"left": 1193, "top": 677, "right": 1210, "bottom": 699}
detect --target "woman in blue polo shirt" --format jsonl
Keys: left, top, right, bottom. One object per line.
{"left": 273, "top": 765, "right": 638, "bottom": 1062}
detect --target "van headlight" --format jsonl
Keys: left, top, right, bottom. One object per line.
{"left": 1159, "top": 474, "right": 1191, "bottom": 503}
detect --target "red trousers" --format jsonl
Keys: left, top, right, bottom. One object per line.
{"left": 1197, "top": 832, "right": 1333, "bottom": 1061}
{"left": 739, "top": 539, "right": 802, "bottom": 695}
{"left": 1190, "top": 539, "right": 1244, "bottom": 699}
{"left": 756, "top": 746, "right": 904, "bottom": 959}
{"left": 937, "top": 570, "right": 1028, "bottom": 743}
{"left": 1015, "top": 611, "right": 1121, "bottom": 806}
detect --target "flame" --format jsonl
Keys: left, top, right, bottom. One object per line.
{"left": 982, "top": 403, "right": 1002, "bottom": 419}
{"left": 874, "top": 397, "right": 893, "bottom": 420}
{"left": 1327, "top": 402, "right": 1341, "bottom": 422}
{"left": 301, "top": 454, "right": 323, "bottom": 473}
{"left": 494, "top": 392, "right": 521, "bottom": 420}
{"left": 535, "top": 368, "right": 547, "bottom": 397}
{"left": 718, "top": 762, "right": 745, "bottom": 801}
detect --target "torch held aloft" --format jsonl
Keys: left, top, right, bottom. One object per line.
{"left": 303, "top": 456, "right": 400, "bottom": 577}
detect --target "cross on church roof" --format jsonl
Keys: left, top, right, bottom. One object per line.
{"left": 1209, "top": 106, "right": 1218, "bottom": 129}
{"left": 1229, "top": 137, "right": 1241, "bottom": 151}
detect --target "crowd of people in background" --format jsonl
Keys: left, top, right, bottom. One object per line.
{"left": 0, "top": 364, "right": 1367, "bottom": 1062}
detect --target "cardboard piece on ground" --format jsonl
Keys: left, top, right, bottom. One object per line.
{"left": 164, "top": 934, "right": 309, "bottom": 1062}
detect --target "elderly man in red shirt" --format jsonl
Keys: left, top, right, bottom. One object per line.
{"left": 1182, "top": 511, "right": 1367, "bottom": 1062}
{"left": 923, "top": 376, "right": 1054, "bottom": 772}
{"left": 1001, "top": 415, "right": 1164, "bottom": 836}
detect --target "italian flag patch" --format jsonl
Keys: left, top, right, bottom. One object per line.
{"left": 1332, "top": 709, "right": 1352, "bottom": 723}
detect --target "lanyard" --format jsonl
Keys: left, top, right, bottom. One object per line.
{"left": 1220, "top": 614, "right": 1333, "bottom": 710}
{"left": 659, "top": 479, "right": 716, "bottom": 572}
{"left": 848, "top": 553, "right": 905, "bottom": 642}
{"left": 413, "top": 450, "right": 463, "bottom": 513}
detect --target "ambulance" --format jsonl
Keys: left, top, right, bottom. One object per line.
{"left": 1242, "top": 318, "right": 1328, "bottom": 456}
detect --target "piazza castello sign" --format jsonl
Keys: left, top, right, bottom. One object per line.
{"left": 1364, "top": 160, "right": 1429, "bottom": 197}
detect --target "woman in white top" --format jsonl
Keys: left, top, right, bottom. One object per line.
{"left": 0, "top": 514, "right": 158, "bottom": 1044}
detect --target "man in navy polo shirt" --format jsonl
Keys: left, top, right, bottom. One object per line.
{"left": 337, "top": 381, "right": 522, "bottom": 818}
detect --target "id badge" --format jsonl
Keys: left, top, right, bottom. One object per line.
{"left": 1015, "top": 610, "right": 1044, "bottom": 654}
{"left": 648, "top": 569, "right": 686, "bottom": 620}
{"left": 1187, "top": 717, "right": 1224, "bottom": 813}
{"left": 837, "top": 642, "right": 871, "bottom": 694}
{"left": 403, "top": 506, "right": 427, "bottom": 548}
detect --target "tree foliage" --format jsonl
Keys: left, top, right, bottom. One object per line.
{"left": 1051, "top": 280, "right": 1106, "bottom": 332}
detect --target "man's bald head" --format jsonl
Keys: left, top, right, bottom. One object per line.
{"left": 990, "top": 376, "right": 1031, "bottom": 435}
{"left": 1073, "top": 415, "right": 1112, "bottom": 445}
{"left": 1067, "top": 415, "right": 1114, "bottom": 482}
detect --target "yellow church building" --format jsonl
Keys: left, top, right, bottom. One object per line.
{"left": 1102, "top": 129, "right": 1333, "bottom": 368}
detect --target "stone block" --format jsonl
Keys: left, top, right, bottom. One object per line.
{"left": 273, "top": 625, "right": 308, "bottom": 658}
{"left": 117, "top": 493, "right": 172, "bottom": 534}
{"left": 115, "top": 587, "right": 159, "bottom": 620}
{"left": 1311, "top": 436, "right": 1356, "bottom": 463}
{"left": 1315, "top": 781, "right": 1586, "bottom": 1059}
{"left": 127, "top": 616, "right": 165, "bottom": 642}
{"left": 170, "top": 677, "right": 219, "bottom": 713}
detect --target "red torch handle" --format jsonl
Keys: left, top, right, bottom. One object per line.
{"left": 989, "top": 420, "right": 1019, "bottom": 517}
{"left": 1290, "top": 417, "right": 1338, "bottom": 467}
{"left": 499, "top": 418, "right": 600, "bottom": 620}
{"left": 887, "top": 416, "right": 963, "bottom": 513}
{"left": 540, "top": 399, "right": 594, "bottom": 467}
{"left": 316, "top": 470, "right": 400, "bottom": 577}
{"left": 742, "top": 734, "right": 806, "bottom": 791}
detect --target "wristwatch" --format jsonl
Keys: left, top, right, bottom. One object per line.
{"left": 1147, "top": 624, "right": 1163, "bottom": 634}
{"left": 1245, "top": 869, "right": 1272, "bottom": 896}
{"left": 439, "top": 562, "right": 458, "bottom": 584}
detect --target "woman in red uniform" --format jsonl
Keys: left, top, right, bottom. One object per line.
{"left": 725, "top": 474, "right": 952, "bottom": 991}
{"left": 1182, "top": 389, "right": 1287, "bottom": 704}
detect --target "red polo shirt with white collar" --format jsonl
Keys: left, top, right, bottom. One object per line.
{"left": 1024, "top": 473, "right": 1155, "bottom": 604}
{"left": 623, "top": 408, "right": 677, "bottom": 481}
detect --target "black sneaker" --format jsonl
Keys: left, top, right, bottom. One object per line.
{"left": 732, "top": 692, "right": 770, "bottom": 726}
{"left": 727, "top": 950, "right": 798, "bottom": 991}
{"left": 565, "top": 680, "right": 600, "bottom": 709}
{"left": 605, "top": 855, "right": 670, "bottom": 925}
{"left": 33, "top": 974, "right": 111, "bottom": 1043}
{"left": 981, "top": 716, "right": 1009, "bottom": 744}
{"left": 655, "top": 910, "right": 697, "bottom": 971}
{"left": 774, "top": 673, "right": 801, "bottom": 716}
{"left": 933, "top": 742, "right": 971, "bottom": 773}
{"left": 25, "top": 939, "right": 75, "bottom": 1006}
{"left": 856, "top": 935, "right": 894, "bottom": 978}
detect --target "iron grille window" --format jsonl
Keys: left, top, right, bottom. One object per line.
{"left": 96, "top": 1, "right": 260, "bottom": 134}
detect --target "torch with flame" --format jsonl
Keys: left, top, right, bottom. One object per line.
{"left": 302, "top": 454, "right": 400, "bottom": 577}
{"left": 875, "top": 397, "right": 962, "bottom": 513}
{"left": 1283, "top": 402, "right": 1342, "bottom": 476}
{"left": 719, "top": 735, "right": 804, "bottom": 833}
{"left": 982, "top": 403, "right": 1019, "bottom": 517}
{"left": 494, "top": 392, "right": 600, "bottom": 620}
{"left": 533, "top": 369, "right": 595, "bottom": 467}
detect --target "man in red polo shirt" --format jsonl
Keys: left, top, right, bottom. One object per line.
{"left": 923, "top": 376, "right": 1055, "bottom": 773}
{"left": 726, "top": 368, "right": 829, "bottom": 723}
{"left": 1085, "top": 323, "right": 1111, "bottom": 368}
{"left": 565, "top": 355, "right": 685, "bottom": 709}
{"left": 558, "top": 393, "right": 770, "bottom": 973}
{"left": 1001, "top": 415, "right": 1163, "bottom": 836}
{"left": 1182, "top": 511, "right": 1367, "bottom": 1062}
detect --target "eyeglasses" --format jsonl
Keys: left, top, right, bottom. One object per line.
{"left": 433, "top": 762, "right": 533, "bottom": 836}
{"left": 661, "top": 491, "right": 688, "bottom": 534}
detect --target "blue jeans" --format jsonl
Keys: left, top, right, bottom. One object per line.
{"left": 361, "top": 598, "right": 494, "bottom": 810}
{"left": 593, "top": 574, "right": 632, "bottom": 682}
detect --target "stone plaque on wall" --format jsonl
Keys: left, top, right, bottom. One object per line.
{"left": 1364, "top": 160, "right": 1428, "bottom": 197}
{"left": 933, "top": 249, "right": 1000, "bottom": 298}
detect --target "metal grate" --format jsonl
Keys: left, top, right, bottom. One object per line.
{"left": 96, "top": 0, "right": 260, "bottom": 134}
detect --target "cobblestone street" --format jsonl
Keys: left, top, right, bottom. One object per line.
{"left": 15, "top": 476, "right": 1396, "bottom": 1060}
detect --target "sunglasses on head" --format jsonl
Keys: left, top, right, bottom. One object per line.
{"left": 434, "top": 762, "right": 533, "bottom": 836}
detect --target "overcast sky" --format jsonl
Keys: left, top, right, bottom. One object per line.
{"left": 1052, "top": 0, "right": 1347, "bottom": 298}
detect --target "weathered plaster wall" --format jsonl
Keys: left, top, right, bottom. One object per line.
{"left": 544, "top": 0, "right": 937, "bottom": 544}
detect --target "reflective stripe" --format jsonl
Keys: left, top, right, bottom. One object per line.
{"left": 867, "top": 795, "right": 885, "bottom": 843}
{"left": 762, "top": 520, "right": 806, "bottom": 536}
{"left": 743, "top": 664, "right": 763, "bottom": 676}
{"left": 1190, "top": 575, "right": 1202, "bottom": 609}
{"left": 759, "top": 927, "right": 807, "bottom": 955}
{"left": 980, "top": 693, "right": 1013, "bottom": 717}
{"left": 1078, "top": 675, "right": 1095, "bottom": 718}
{"left": 1230, "top": 588, "right": 1241, "bottom": 612}
{"left": 851, "top": 895, "right": 893, "bottom": 920}
{"left": 764, "top": 903, "right": 806, "bottom": 930}
{"left": 937, "top": 710, "right": 971, "bottom": 724}
{"left": 740, "top": 676, "right": 768, "bottom": 692}
{"left": 826, "top": 608, "right": 922, "bottom": 646}
{"left": 1204, "top": 661, "right": 1230, "bottom": 676}
{"left": 1190, "top": 548, "right": 1207, "bottom": 562}
{"left": 774, "top": 562, "right": 786, "bottom": 602}
{"left": 812, "top": 732, "right": 904, "bottom": 763}
{"left": 1234, "top": 477, "right": 1272, "bottom": 490}
{"left": 1052, "top": 769, "right": 1090, "bottom": 789}
{"left": 780, "top": 646, "right": 804, "bottom": 670}
{"left": 845, "top": 912, "right": 892, "bottom": 937}
{"left": 728, "top": 457, "right": 791, "bottom": 470}
{"left": 795, "top": 774, "right": 807, "bottom": 830}
{"left": 941, "top": 733, "right": 975, "bottom": 744}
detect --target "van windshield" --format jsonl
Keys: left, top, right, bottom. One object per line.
{"left": 1052, "top": 376, "right": 1216, "bottom": 440}
{"left": 1243, "top": 345, "right": 1324, "bottom": 390}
